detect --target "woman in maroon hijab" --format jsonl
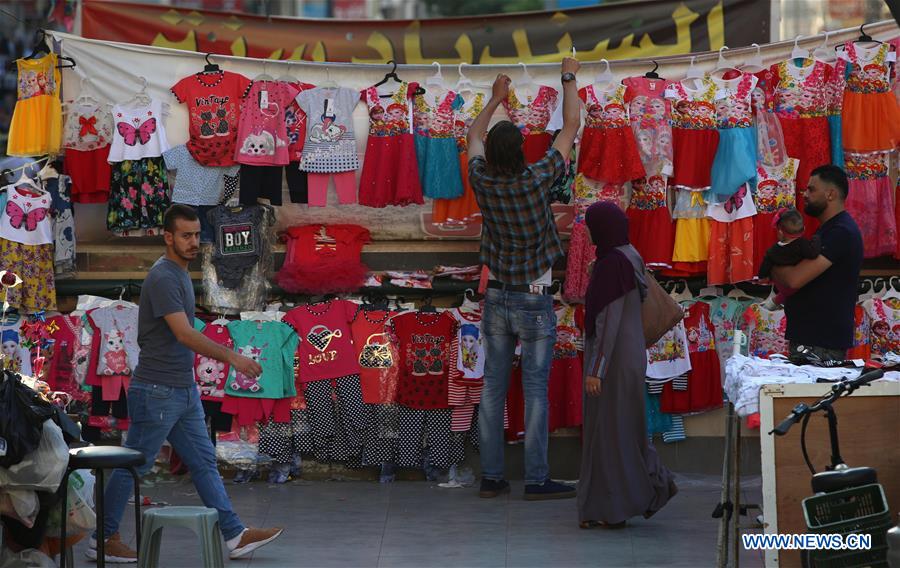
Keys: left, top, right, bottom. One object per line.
{"left": 578, "top": 201, "right": 677, "bottom": 528}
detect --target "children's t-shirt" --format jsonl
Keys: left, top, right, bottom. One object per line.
{"left": 206, "top": 205, "right": 264, "bottom": 289}
{"left": 107, "top": 99, "right": 170, "bottom": 162}
{"left": 350, "top": 308, "right": 399, "bottom": 404}
{"left": 285, "top": 81, "right": 316, "bottom": 163}
{"left": 741, "top": 303, "right": 788, "bottom": 358}
{"left": 194, "top": 322, "right": 233, "bottom": 400}
{"left": 390, "top": 311, "right": 458, "bottom": 409}
{"left": 294, "top": 87, "right": 360, "bottom": 173}
{"left": 283, "top": 299, "right": 360, "bottom": 383}
{"left": 234, "top": 80, "right": 301, "bottom": 166}
{"left": 224, "top": 320, "right": 297, "bottom": 398}
{"left": 449, "top": 306, "right": 484, "bottom": 383}
{"left": 0, "top": 313, "right": 32, "bottom": 376}
{"left": 88, "top": 304, "right": 139, "bottom": 377}
{"left": 45, "top": 314, "right": 82, "bottom": 392}
{"left": 0, "top": 182, "right": 53, "bottom": 245}
{"left": 170, "top": 71, "right": 252, "bottom": 167}
{"left": 163, "top": 144, "right": 239, "bottom": 206}
{"left": 646, "top": 320, "right": 692, "bottom": 379}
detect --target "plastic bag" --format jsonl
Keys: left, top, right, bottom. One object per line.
{"left": 0, "top": 419, "right": 67, "bottom": 492}
{"left": 0, "top": 489, "right": 39, "bottom": 527}
{"left": 0, "top": 548, "right": 55, "bottom": 568}
{"left": 215, "top": 439, "right": 259, "bottom": 469}
{"left": 0, "top": 371, "right": 55, "bottom": 468}
{"left": 65, "top": 469, "right": 96, "bottom": 532}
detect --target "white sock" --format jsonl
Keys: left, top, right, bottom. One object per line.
{"left": 226, "top": 529, "right": 247, "bottom": 551}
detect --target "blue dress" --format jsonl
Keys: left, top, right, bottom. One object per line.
{"left": 709, "top": 74, "right": 759, "bottom": 204}
{"left": 414, "top": 91, "right": 464, "bottom": 200}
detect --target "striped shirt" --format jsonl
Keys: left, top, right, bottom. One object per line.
{"left": 468, "top": 148, "right": 566, "bottom": 285}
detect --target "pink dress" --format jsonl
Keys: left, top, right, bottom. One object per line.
{"left": 503, "top": 86, "right": 558, "bottom": 163}
{"left": 234, "top": 80, "right": 300, "bottom": 166}
{"left": 358, "top": 82, "right": 424, "bottom": 207}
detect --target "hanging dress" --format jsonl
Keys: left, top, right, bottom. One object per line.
{"left": 575, "top": 82, "right": 645, "bottom": 183}
{"left": 432, "top": 92, "right": 484, "bottom": 225}
{"left": 7, "top": 53, "right": 62, "bottom": 156}
{"left": 413, "top": 90, "right": 465, "bottom": 200}
{"left": 660, "top": 301, "right": 722, "bottom": 414}
{"left": 62, "top": 101, "right": 114, "bottom": 203}
{"left": 358, "top": 82, "right": 424, "bottom": 207}
{"left": 709, "top": 73, "right": 758, "bottom": 203}
{"left": 824, "top": 57, "right": 848, "bottom": 168}
{"left": 106, "top": 99, "right": 171, "bottom": 234}
{"left": 752, "top": 158, "right": 800, "bottom": 274}
{"left": 624, "top": 76, "right": 674, "bottom": 269}
{"left": 667, "top": 76, "right": 720, "bottom": 191}
{"left": 503, "top": 85, "right": 558, "bottom": 163}
{"left": 769, "top": 59, "right": 830, "bottom": 234}
{"left": 840, "top": 42, "right": 900, "bottom": 258}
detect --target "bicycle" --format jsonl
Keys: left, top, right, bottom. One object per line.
{"left": 771, "top": 366, "right": 892, "bottom": 567}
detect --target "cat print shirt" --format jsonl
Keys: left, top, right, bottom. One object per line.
{"left": 171, "top": 71, "right": 252, "bottom": 167}
{"left": 234, "top": 80, "right": 300, "bottom": 166}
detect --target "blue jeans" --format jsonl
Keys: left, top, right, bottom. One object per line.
{"left": 99, "top": 381, "right": 245, "bottom": 540}
{"left": 478, "top": 288, "right": 556, "bottom": 485}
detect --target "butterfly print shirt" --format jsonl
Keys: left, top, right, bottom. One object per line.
{"left": 706, "top": 183, "right": 757, "bottom": 222}
{"left": 171, "top": 71, "right": 252, "bottom": 167}
{"left": 283, "top": 300, "right": 361, "bottom": 383}
{"left": 107, "top": 99, "right": 170, "bottom": 162}
{"left": 0, "top": 183, "right": 53, "bottom": 245}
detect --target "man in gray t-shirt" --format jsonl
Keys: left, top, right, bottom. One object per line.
{"left": 92, "top": 205, "right": 284, "bottom": 564}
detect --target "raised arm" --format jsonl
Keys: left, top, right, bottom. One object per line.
{"left": 466, "top": 74, "right": 510, "bottom": 159}
{"left": 551, "top": 57, "right": 581, "bottom": 158}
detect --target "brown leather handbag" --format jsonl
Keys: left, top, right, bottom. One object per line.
{"left": 641, "top": 270, "right": 684, "bottom": 347}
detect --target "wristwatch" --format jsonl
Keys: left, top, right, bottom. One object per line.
{"left": 561, "top": 72, "right": 576, "bottom": 83}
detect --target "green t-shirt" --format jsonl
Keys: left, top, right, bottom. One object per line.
{"left": 224, "top": 320, "right": 298, "bottom": 399}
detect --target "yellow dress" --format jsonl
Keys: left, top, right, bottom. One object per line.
{"left": 7, "top": 53, "right": 63, "bottom": 156}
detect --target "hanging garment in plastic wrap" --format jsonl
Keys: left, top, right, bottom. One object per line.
{"left": 201, "top": 205, "right": 275, "bottom": 313}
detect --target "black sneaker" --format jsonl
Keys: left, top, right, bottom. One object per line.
{"left": 479, "top": 478, "right": 510, "bottom": 498}
{"left": 524, "top": 479, "right": 576, "bottom": 501}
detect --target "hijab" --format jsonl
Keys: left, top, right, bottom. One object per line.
{"left": 584, "top": 201, "right": 636, "bottom": 337}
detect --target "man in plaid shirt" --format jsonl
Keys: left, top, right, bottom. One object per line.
{"left": 467, "top": 57, "right": 581, "bottom": 501}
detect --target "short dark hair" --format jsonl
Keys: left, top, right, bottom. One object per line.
{"left": 163, "top": 204, "right": 199, "bottom": 233}
{"left": 485, "top": 121, "right": 525, "bottom": 177}
{"left": 776, "top": 208, "right": 804, "bottom": 234}
{"left": 810, "top": 164, "right": 849, "bottom": 200}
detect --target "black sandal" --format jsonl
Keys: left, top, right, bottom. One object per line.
{"left": 579, "top": 520, "right": 627, "bottom": 530}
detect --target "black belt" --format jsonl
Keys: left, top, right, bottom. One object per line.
{"left": 487, "top": 280, "right": 555, "bottom": 295}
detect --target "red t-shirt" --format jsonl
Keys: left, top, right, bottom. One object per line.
{"left": 283, "top": 299, "right": 360, "bottom": 383}
{"left": 194, "top": 323, "right": 233, "bottom": 401}
{"left": 45, "top": 314, "right": 81, "bottom": 394}
{"left": 171, "top": 71, "right": 252, "bottom": 166}
{"left": 390, "top": 311, "right": 458, "bottom": 410}
{"left": 351, "top": 309, "right": 399, "bottom": 404}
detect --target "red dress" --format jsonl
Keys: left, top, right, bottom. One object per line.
{"left": 350, "top": 309, "right": 400, "bottom": 404}
{"left": 390, "top": 311, "right": 458, "bottom": 410}
{"left": 276, "top": 224, "right": 370, "bottom": 294}
{"left": 666, "top": 77, "right": 720, "bottom": 190}
{"left": 358, "top": 82, "right": 424, "bottom": 207}
{"left": 503, "top": 85, "right": 558, "bottom": 163}
{"left": 752, "top": 159, "right": 800, "bottom": 274}
{"left": 768, "top": 60, "right": 831, "bottom": 236}
{"left": 576, "top": 83, "right": 645, "bottom": 183}
{"left": 627, "top": 175, "right": 673, "bottom": 268}
{"left": 661, "top": 302, "right": 723, "bottom": 414}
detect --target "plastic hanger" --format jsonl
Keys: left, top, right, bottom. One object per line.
{"left": 211, "top": 313, "right": 230, "bottom": 326}
{"left": 11, "top": 171, "right": 45, "bottom": 195}
{"left": 375, "top": 60, "right": 426, "bottom": 96}
{"left": 698, "top": 285, "right": 723, "bottom": 298}
{"left": 202, "top": 53, "right": 221, "bottom": 73}
{"left": 813, "top": 31, "right": 834, "bottom": 62}
{"left": 73, "top": 76, "right": 101, "bottom": 107}
{"left": 455, "top": 62, "right": 473, "bottom": 93}
{"left": 6, "top": 30, "right": 76, "bottom": 71}
{"left": 714, "top": 46, "right": 740, "bottom": 74}
{"left": 644, "top": 60, "right": 664, "bottom": 80}
{"left": 858, "top": 279, "right": 876, "bottom": 302}
{"left": 791, "top": 35, "right": 810, "bottom": 60}
{"left": 254, "top": 61, "right": 274, "bottom": 82}
{"left": 853, "top": 23, "right": 882, "bottom": 45}
{"left": 685, "top": 56, "right": 704, "bottom": 79}
{"left": 741, "top": 43, "right": 765, "bottom": 72}
{"left": 123, "top": 76, "right": 152, "bottom": 107}
{"left": 426, "top": 62, "right": 445, "bottom": 88}
{"left": 726, "top": 286, "right": 755, "bottom": 300}
{"left": 882, "top": 277, "right": 900, "bottom": 301}
{"left": 594, "top": 58, "right": 614, "bottom": 88}
{"left": 319, "top": 67, "right": 338, "bottom": 89}
{"left": 418, "top": 296, "right": 437, "bottom": 313}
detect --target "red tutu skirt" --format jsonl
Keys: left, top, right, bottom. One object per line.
{"left": 523, "top": 132, "right": 552, "bottom": 164}
{"left": 672, "top": 128, "right": 719, "bottom": 189}
{"left": 627, "top": 206, "right": 673, "bottom": 268}
{"left": 577, "top": 126, "right": 645, "bottom": 184}
{"left": 780, "top": 116, "right": 830, "bottom": 237}
{"left": 359, "top": 133, "right": 423, "bottom": 208}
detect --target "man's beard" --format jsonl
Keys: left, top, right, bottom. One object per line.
{"left": 174, "top": 244, "right": 199, "bottom": 261}
{"left": 804, "top": 200, "right": 826, "bottom": 218}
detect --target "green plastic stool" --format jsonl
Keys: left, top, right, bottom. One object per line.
{"left": 138, "top": 507, "right": 224, "bottom": 568}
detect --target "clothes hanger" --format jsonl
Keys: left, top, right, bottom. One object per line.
{"left": 698, "top": 285, "right": 723, "bottom": 298}
{"left": 882, "top": 276, "right": 900, "bottom": 302}
{"left": 790, "top": 35, "right": 811, "bottom": 61}
{"left": 426, "top": 62, "right": 446, "bottom": 89}
{"left": 515, "top": 61, "right": 537, "bottom": 98}
{"left": 853, "top": 22, "right": 882, "bottom": 46}
{"left": 813, "top": 31, "right": 834, "bottom": 62}
{"left": 454, "top": 62, "right": 490, "bottom": 93}
{"left": 685, "top": 55, "right": 704, "bottom": 79}
{"left": 122, "top": 76, "right": 152, "bottom": 107}
{"left": 254, "top": 61, "right": 274, "bottom": 82}
{"left": 6, "top": 30, "right": 76, "bottom": 70}
{"left": 418, "top": 296, "right": 437, "bottom": 313}
{"left": 858, "top": 279, "right": 876, "bottom": 302}
{"left": 712, "top": 46, "right": 741, "bottom": 76}
{"left": 374, "top": 60, "right": 426, "bottom": 96}
{"left": 319, "top": 67, "right": 338, "bottom": 89}
{"left": 202, "top": 53, "right": 221, "bottom": 73}
{"left": 726, "top": 286, "right": 755, "bottom": 300}
{"left": 644, "top": 60, "right": 664, "bottom": 80}
{"left": 741, "top": 43, "right": 765, "bottom": 72}
{"left": 211, "top": 313, "right": 231, "bottom": 326}
{"left": 72, "top": 76, "right": 101, "bottom": 107}
{"left": 672, "top": 280, "right": 694, "bottom": 303}
{"left": 276, "top": 64, "right": 295, "bottom": 83}
{"left": 594, "top": 58, "right": 614, "bottom": 88}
